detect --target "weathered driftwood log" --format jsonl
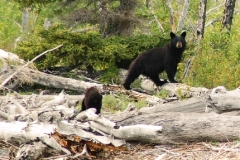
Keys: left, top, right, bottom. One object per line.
{"left": 0, "top": 91, "right": 81, "bottom": 121}
{"left": 105, "top": 97, "right": 209, "bottom": 122}
{"left": 0, "top": 45, "right": 63, "bottom": 88}
{"left": 1, "top": 85, "right": 240, "bottom": 159}
{"left": 0, "top": 109, "right": 163, "bottom": 159}
{"left": 116, "top": 111, "right": 240, "bottom": 144}
{"left": 0, "top": 110, "right": 128, "bottom": 159}
{"left": 73, "top": 109, "right": 163, "bottom": 141}
{"left": 207, "top": 86, "right": 240, "bottom": 113}
{"left": 0, "top": 121, "right": 71, "bottom": 154}
{"left": 1, "top": 63, "right": 166, "bottom": 104}
{"left": 25, "top": 68, "right": 101, "bottom": 92}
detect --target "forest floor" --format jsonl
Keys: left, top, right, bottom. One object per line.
{"left": 1, "top": 140, "right": 240, "bottom": 159}
{"left": 110, "top": 142, "right": 240, "bottom": 160}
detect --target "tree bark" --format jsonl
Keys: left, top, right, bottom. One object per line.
{"left": 1, "top": 83, "right": 240, "bottom": 159}
{"left": 116, "top": 111, "right": 240, "bottom": 144}
{"left": 22, "top": 8, "right": 29, "bottom": 32}
{"left": 167, "top": 0, "right": 176, "bottom": 32}
{"left": 146, "top": 0, "right": 150, "bottom": 8}
{"left": 221, "top": 0, "right": 236, "bottom": 32}
{"left": 177, "top": 0, "right": 190, "bottom": 32}
{"left": 197, "top": 0, "right": 207, "bottom": 39}
{"left": 29, "top": 68, "right": 100, "bottom": 92}
{"left": 207, "top": 86, "right": 240, "bottom": 113}
{"left": 100, "top": 0, "right": 137, "bottom": 37}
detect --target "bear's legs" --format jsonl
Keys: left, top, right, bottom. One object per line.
{"left": 123, "top": 70, "right": 141, "bottom": 90}
{"left": 149, "top": 75, "right": 167, "bottom": 86}
{"left": 165, "top": 66, "right": 179, "bottom": 83}
{"left": 90, "top": 99, "right": 102, "bottom": 114}
{"left": 168, "top": 73, "right": 178, "bottom": 82}
{"left": 81, "top": 98, "right": 87, "bottom": 111}
{"left": 86, "top": 97, "right": 102, "bottom": 114}
{"left": 95, "top": 102, "right": 102, "bottom": 114}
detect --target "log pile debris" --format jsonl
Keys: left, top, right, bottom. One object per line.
{"left": 1, "top": 48, "right": 240, "bottom": 159}
{"left": 51, "top": 130, "right": 128, "bottom": 159}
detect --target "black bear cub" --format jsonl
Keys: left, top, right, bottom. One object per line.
{"left": 123, "top": 31, "right": 186, "bottom": 90}
{"left": 81, "top": 87, "right": 103, "bottom": 114}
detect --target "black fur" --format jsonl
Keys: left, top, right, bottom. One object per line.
{"left": 81, "top": 87, "right": 103, "bottom": 114}
{"left": 123, "top": 31, "right": 186, "bottom": 90}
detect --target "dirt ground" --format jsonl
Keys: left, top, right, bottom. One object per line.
{"left": 110, "top": 142, "right": 240, "bottom": 160}
{"left": 1, "top": 140, "right": 240, "bottom": 160}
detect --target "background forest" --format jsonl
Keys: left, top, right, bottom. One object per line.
{"left": 0, "top": 0, "right": 240, "bottom": 90}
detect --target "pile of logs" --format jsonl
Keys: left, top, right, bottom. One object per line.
{"left": 0, "top": 47, "right": 240, "bottom": 159}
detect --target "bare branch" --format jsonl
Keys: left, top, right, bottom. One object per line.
{"left": 0, "top": 45, "right": 63, "bottom": 88}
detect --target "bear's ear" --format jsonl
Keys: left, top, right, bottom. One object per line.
{"left": 170, "top": 32, "right": 175, "bottom": 38}
{"left": 181, "top": 31, "right": 186, "bottom": 38}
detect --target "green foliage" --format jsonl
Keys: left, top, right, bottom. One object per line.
{"left": 2, "top": 0, "right": 240, "bottom": 90}
{"left": 155, "top": 89, "right": 172, "bottom": 98}
{"left": 103, "top": 95, "right": 127, "bottom": 112}
{"left": 102, "top": 94, "right": 147, "bottom": 113}
{"left": 0, "top": 1, "right": 22, "bottom": 49}
{"left": 186, "top": 25, "right": 240, "bottom": 90}
{"left": 130, "top": 78, "right": 142, "bottom": 89}
{"left": 13, "top": 0, "right": 60, "bottom": 9}
{"left": 175, "top": 86, "right": 192, "bottom": 100}
{"left": 15, "top": 24, "right": 105, "bottom": 69}
{"left": 210, "top": 141, "right": 219, "bottom": 146}
{"left": 14, "top": 24, "right": 168, "bottom": 71}
{"left": 99, "top": 67, "right": 120, "bottom": 84}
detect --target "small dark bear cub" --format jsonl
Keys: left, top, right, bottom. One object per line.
{"left": 81, "top": 87, "right": 103, "bottom": 114}
{"left": 123, "top": 31, "right": 186, "bottom": 90}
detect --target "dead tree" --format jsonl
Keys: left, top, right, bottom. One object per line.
{"left": 197, "top": 0, "right": 208, "bottom": 39}
{"left": 221, "top": 0, "right": 236, "bottom": 32}
{"left": 167, "top": 0, "right": 176, "bottom": 32}
{"left": 177, "top": 0, "right": 190, "bottom": 32}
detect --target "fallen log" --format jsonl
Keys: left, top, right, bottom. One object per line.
{"left": 0, "top": 85, "right": 240, "bottom": 159}
{"left": 0, "top": 110, "right": 130, "bottom": 159}
{"left": 1, "top": 66, "right": 165, "bottom": 105}
{"left": 207, "top": 86, "right": 240, "bottom": 113}
{"left": 2, "top": 48, "right": 240, "bottom": 159}
{"left": 116, "top": 111, "right": 240, "bottom": 144}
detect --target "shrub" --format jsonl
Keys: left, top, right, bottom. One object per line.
{"left": 15, "top": 24, "right": 168, "bottom": 71}
{"left": 186, "top": 26, "right": 240, "bottom": 90}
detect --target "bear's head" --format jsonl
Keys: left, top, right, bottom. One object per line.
{"left": 170, "top": 31, "right": 186, "bottom": 51}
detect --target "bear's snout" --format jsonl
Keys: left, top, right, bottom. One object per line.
{"left": 176, "top": 42, "right": 182, "bottom": 48}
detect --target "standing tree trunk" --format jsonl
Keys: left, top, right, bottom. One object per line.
{"left": 22, "top": 8, "right": 29, "bottom": 32}
{"left": 177, "top": 0, "right": 190, "bottom": 32}
{"left": 221, "top": 0, "right": 236, "bottom": 32}
{"left": 167, "top": 0, "right": 176, "bottom": 32}
{"left": 100, "top": 0, "right": 137, "bottom": 37}
{"left": 146, "top": 0, "right": 150, "bottom": 8}
{"left": 197, "top": 0, "right": 207, "bottom": 39}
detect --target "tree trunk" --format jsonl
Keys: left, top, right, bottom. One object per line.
{"left": 221, "top": 0, "right": 236, "bottom": 32}
{"left": 146, "top": 0, "right": 150, "bottom": 8}
{"left": 197, "top": 0, "right": 207, "bottom": 39}
{"left": 116, "top": 111, "right": 240, "bottom": 144}
{"left": 22, "top": 8, "right": 29, "bottom": 32}
{"left": 100, "top": 0, "right": 136, "bottom": 37}
{"left": 177, "top": 0, "right": 190, "bottom": 32}
{"left": 2, "top": 88, "right": 240, "bottom": 146}
{"left": 167, "top": 0, "right": 176, "bottom": 32}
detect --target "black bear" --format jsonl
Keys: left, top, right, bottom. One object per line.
{"left": 81, "top": 87, "right": 103, "bottom": 114}
{"left": 123, "top": 31, "right": 186, "bottom": 90}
